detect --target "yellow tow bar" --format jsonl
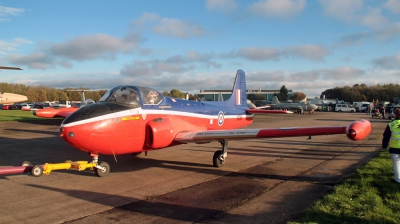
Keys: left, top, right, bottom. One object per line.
{"left": 30, "top": 160, "right": 110, "bottom": 177}
{"left": 42, "top": 161, "right": 96, "bottom": 175}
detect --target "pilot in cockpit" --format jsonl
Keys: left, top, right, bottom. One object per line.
{"left": 129, "top": 90, "right": 139, "bottom": 102}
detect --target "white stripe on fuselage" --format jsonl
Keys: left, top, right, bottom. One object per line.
{"left": 61, "top": 107, "right": 253, "bottom": 127}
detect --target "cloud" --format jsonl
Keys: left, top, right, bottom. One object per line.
{"left": 152, "top": 18, "right": 206, "bottom": 38}
{"left": 206, "top": 0, "right": 238, "bottom": 13}
{"left": 120, "top": 51, "right": 220, "bottom": 77}
{"left": 372, "top": 52, "right": 400, "bottom": 69}
{"left": 247, "top": 0, "right": 306, "bottom": 18}
{"left": 131, "top": 13, "right": 207, "bottom": 39}
{"left": 49, "top": 33, "right": 143, "bottom": 61}
{"left": 222, "top": 47, "right": 281, "bottom": 61}
{"left": 336, "top": 22, "right": 400, "bottom": 46}
{"left": 284, "top": 45, "right": 330, "bottom": 61}
{"left": 131, "top": 12, "right": 159, "bottom": 28}
{"left": 7, "top": 53, "right": 57, "bottom": 69}
{"left": 0, "top": 38, "right": 32, "bottom": 54}
{"left": 319, "top": 0, "right": 388, "bottom": 28}
{"left": 5, "top": 33, "right": 144, "bottom": 69}
{"left": 361, "top": 8, "right": 387, "bottom": 28}
{"left": 319, "top": 0, "right": 363, "bottom": 21}
{"left": 221, "top": 45, "right": 329, "bottom": 62}
{"left": 0, "top": 5, "right": 24, "bottom": 21}
{"left": 384, "top": 0, "right": 400, "bottom": 13}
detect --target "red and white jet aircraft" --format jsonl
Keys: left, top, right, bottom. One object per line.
{"left": 35, "top": 70, "right": 372, "bottom": 177}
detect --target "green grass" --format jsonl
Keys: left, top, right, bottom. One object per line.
{"left": 291, "top": 150, "right": 400, "bottom": 224}
{"left": 0, "top": 109, "right": 57, "bottom": 122}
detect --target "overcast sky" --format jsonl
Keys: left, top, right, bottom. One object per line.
{"left": 1, "top": 0, "right": 400, "bottom": 97}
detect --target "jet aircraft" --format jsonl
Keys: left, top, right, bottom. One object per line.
{"left": 33, "top": 89, "right": 97, "bottom": 118}
{"left": 0, "top": 66, "right": 28, "bottom": 104}
{"left": 0, "top": 92, "right": 28, "bottom": 105}
{"left": 29, "top": 70, "right": 371, "bottom": 177}
{"left": 268, "top": 96, "right": 318, "bottom": 114}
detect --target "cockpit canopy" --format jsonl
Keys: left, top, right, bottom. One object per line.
{"left": 99, "top": 86, "right": 163, "bottom": 108}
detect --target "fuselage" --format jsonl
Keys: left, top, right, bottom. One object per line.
{"left": 60, "top": 86, "right": 253, "bottom": 156}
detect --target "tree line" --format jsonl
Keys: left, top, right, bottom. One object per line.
{"left": 274, "top": 83, "right": 400, "bottom": 104}
{"left": 4, "top": 81, "right": 397, "bottom": 104}
{"left": 320, "top": 83, "right": 400, "bottom": 103}
{"left": 0, "top": 82, "right": 106, "bottom": 102}
{"left": 0, "top": 82, "right": 196, "bottom": 103}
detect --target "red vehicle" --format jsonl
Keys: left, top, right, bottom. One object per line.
{"left": 1, "top": 104, "right": 18, "bottom": 110}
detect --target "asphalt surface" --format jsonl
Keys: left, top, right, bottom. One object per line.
{"left": 0, "top": 111, "right": 388, "bottom": 224}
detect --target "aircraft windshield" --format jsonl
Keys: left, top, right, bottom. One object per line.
{"left": 137, "top": 86, "right": 163, "bottom": 105}
{"left": 99, "top": 86, "right": 163, "bottom": 107}
{"left": 100, "top": 86, "right": 141, "bottom": 108}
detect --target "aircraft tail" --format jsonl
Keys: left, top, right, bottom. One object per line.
{"left": 225, "top": 69, "right": 247, "bottom": 108}
{"left": 272, "top": 96, "right": 280, "bottom": 104}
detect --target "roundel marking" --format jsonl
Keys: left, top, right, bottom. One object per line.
{"left": 218, "top": 111, "right": 224, "bottom": 126}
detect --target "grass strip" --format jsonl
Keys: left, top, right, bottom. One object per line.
{"left": 291, "top": 150, "right": 400, "bottom": 224}
{"left": 0, "top": 110, "right": 57, "bottom": 122}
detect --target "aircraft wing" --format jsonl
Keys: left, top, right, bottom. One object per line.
{"left": 246, "top": 109, "right": 293, "bottom": 114}
{"left": 174, "top": 119, "right": 371, "bottom": 143}
{"left": 33, "top": 107, "right": 79, "bottom": 118}
{"left": 0, "top": 66, "right": 22, "bottom": 70}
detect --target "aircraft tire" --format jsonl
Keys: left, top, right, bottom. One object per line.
{"left": 20, "top": 161, "right": 31, "bottom": 166}
{"left": 95, "top": 161, "right": 110, "bottom": 177}
{"left": 31, "top": 165, "right": 43, "bottom": 177}
{"left": 213, "top": 150, "right": 225, "bottom": 168}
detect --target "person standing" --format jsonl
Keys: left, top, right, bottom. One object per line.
{"left": 367, "top": 104, "right": 371, "bottom": 115}
{"left": 382, "top": 108, "right": 400, "bottom": 183}
{"left": 381, "top": 105, "right": 386, "bottom": 119}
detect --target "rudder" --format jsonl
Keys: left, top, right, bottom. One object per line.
{"left": 225, "top": 69, "right": 247, "bottom": 108}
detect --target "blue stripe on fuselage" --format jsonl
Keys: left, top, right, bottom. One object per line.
{"left": 141, "top": 96, "right": 248, "bottom": 116}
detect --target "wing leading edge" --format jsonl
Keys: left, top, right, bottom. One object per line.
{"left": 174, "top": 119, "right": 371, "bottom": 143}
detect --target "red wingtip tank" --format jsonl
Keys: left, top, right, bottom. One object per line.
{"left": 346, "top": 119, "right": 372, "bottom": 141}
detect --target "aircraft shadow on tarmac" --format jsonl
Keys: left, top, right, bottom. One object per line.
{"left": 4, "top": 128, "right": 60, "bottom": 136}
{"left": 16, "top": 118, "right": 64, "bottom": 126}
{"left": 23, "top": 160, "right": 381, "bottom": 224}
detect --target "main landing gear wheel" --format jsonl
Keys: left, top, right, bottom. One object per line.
{"left": 20, "top": 161, "right": 31, "bottom": 166}
{"left": 95, "top": 161, "right": 110, "bottom": 177}
{"left": 213, "top": 150, "right": 225, "bottom": 167}
{"left": 213, "top": 140, "right": 228, "bottom": 168}
{"left": 31, "top": 165, "right": 43, "bottom": 177}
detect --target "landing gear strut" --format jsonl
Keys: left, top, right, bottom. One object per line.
{"left": 213, "top": 140, "right": 228, "bottom": 168}
{"left": 91, "top": 154, "right": 110, "bottom": 177}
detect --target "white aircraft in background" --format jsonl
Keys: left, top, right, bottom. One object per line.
{"left": 0, "top": 66, "right": 28, "bottom": 104}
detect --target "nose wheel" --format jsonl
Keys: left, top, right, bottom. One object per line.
{"left": 95, "top": 161, "right": 110, "bottom": 177}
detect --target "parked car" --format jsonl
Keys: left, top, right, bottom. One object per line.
{"left": 2, "top": 104, "right": 19, "bottom": 110}
{"left": 335, "top": 104, "right": 356, "bottom": 112}
{"left": 20, "top": 104, "right": 34, "bottom": 111}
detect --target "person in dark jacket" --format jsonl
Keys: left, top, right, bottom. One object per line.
{"left": 382, "top": 108, "right": 400, "bottom": 183}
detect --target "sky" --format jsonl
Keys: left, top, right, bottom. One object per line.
{"left": 1, "top": 0, "right": 400, "bottom": 98}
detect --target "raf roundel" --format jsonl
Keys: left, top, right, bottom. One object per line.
{"left": 218, "top": 111, "right": 224, "bottom": 126}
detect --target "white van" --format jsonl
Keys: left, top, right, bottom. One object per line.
{"left": 335, "top": 104, "right": 356, "bottom": 112}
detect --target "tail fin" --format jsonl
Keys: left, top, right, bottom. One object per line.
{"left": 272, "top": 96, "right": 280, "bottom": 104}
{"left": 225, "top": 69, "right": 247, "bottom": 108}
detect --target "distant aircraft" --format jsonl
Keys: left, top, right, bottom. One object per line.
{"left": 0, "top": 66, "right": 28, "bottom": 104}
{"left": 268, "top": 96, "right": 318, "bottom": 114}
{"left": 25, "top": 70, "right": 370, "bottom": 177}
{"left": 0, "top": 92, "right": 28, "bottom": 105}
{"left": 33, "top": 89, "right": 97, "bottom": 118}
